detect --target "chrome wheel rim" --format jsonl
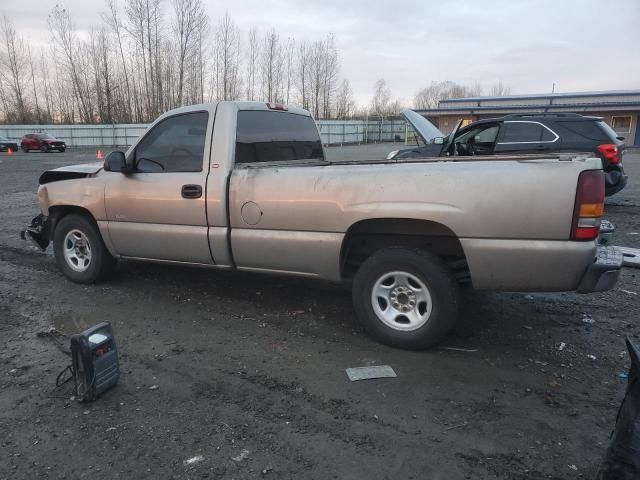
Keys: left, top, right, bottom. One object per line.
{"left": 371, "top": 271, "right": 433, "bottom": 331}
{"left": 63, "top": 229, "right": 92, "bottom": 272}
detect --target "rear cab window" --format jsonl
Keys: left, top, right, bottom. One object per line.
{"left": 235, "top": 110, "right": 324, "bottom": 165}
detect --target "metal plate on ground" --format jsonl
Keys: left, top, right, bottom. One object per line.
{"left": 617, "top": 247, "right": 640, "bottom": 268}
{"left": 345, "top": 365, "right": 397, "bottom": 381}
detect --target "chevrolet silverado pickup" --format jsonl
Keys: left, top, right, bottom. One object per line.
{"left": 22, "top": 101, "right": 623, "bottom": 350}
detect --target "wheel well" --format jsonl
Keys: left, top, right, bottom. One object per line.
{"left": 47, "top": 206, "right": 96, "bottom": 240}
{"left": 340, "top": 218, "right": 470, "bottom": 283}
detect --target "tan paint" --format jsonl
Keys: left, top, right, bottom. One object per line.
{"left": 36, "top": 101, "right": 603, "bottom": 291}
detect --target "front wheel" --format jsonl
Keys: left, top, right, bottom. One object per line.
{"left": 352, "top": 247, "right": 460, "bottom": 350}
{"left": 53, "top": 213, "right": 116, "bottom": 283}
{"left": 59, "top": 147, "right": 66, "bottom": 153}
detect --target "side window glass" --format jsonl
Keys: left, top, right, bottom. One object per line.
{"left": 473, "top": 125, "right": 499, "bottom": 143}
{"left": 236, "top": 111, "right": 324, "bottom": 164}
{"left": 135, "top": 112, "right": 208, "bottom": 172}
{"left": 501, "top": 122, "right": 545, "bottom": 143}
{"left": 540, "top": 128, "right": 556, "bottom": 141}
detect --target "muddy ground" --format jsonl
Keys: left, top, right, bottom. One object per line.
{"left": 1, "top": 146, "right": 639, "bottom": 480}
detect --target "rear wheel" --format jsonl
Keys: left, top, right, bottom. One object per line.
{"left": 21, "top": 145, "right": 28, "bottom": 153}
{"left": 53, "top": 213, "right": 116, "bottom": 284}
{"left": 40, "top": 143, "right": 50, "bottom": 153}
{"left": 352, "top": 247, "right": 460, "bottom": 350}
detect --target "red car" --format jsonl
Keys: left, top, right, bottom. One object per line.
{"left": 20, "top": 133, "right": 66, "bottom": 153}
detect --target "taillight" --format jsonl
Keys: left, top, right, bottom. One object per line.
{"left": 571, "top": 170, "right": 605, "bottom": 241}
{"left": 267, "top": 103, "right": 288, "bottom": 111}
{"left": 596, "top": 143, "right": 620, "bottom": 164}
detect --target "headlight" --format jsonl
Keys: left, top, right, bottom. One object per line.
{"left": 386, "top": 150, "right": 399, "bottom": 160}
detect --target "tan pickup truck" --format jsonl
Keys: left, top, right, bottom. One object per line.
{"left": 22, "top": 101, "right": 622, "bottom": 349}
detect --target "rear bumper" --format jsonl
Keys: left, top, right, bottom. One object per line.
{"left": 576, "top": 246, "right": 622, "bottom": 293}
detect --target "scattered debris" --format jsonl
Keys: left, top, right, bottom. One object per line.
{"left": 184, "top": 455, "right": 204, "bottom": 466}
{"left": 587, "top": 354, "right": 597, "bottom": 361}
{"left": 621, "top": 289, "right": 638, "bottom": 296}
{"left": 149, "top": 385, "right": 159, "bottom": 390}
{"left": 524, "top": 295, "right": 534, "bottom": 300}
{"left": 261, "top": 466, "right": 273, "bottom": 475}
{"left": 617, "top": 246, "right": 640, "bottom": 268}
{"left": 444, "top": 421, "right": 468, "bottom": 432}
{"left": 618, "top": 372, "right": 629, "bottom": 382}
{"left": 440, "top": 347, "right": 478, "bottom": 353}
{"left": 232, "top": 449, "right": 250, "bottom": 462}
{"left": 105, "top": 427, "right": 117, "bottom": 432}
{"left": 345, "top": 365, "right": 397, "bottom": 381}
{"left": 568, "top": 464, "right": 578, "bottom": 471}
{"left": 559, "top": 342, "right": 566, "bottom": 351}
{"left": 582, "top": 316, "right": 595, "bottom": 324}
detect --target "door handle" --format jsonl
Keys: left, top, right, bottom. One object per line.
{"left": 181, "top": 184, "right": 202, "bottom": 199}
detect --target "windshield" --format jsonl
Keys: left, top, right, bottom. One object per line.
{"left": 400, "top": 109, "right": 445, "bottom": 144}
{"left": 40, "top": 133, "right": 54, "bottom": 139}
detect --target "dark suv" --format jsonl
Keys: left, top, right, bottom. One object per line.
{"left": 391, "top": 111, "right": 627, "bottom": 196}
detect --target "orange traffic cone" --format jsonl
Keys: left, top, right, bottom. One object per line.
{"left": 7, "top": 148, "right": 12, "bottom": 155}
{"left": 96, "top": 149, "right": 103, "bottom": 160}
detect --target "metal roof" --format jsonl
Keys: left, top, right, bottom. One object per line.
{"left": 440, "top": 90, "right": 640, "bottom": 103}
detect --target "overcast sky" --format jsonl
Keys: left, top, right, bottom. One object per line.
{"left": 2, "top": 0, "right": 639, "bottom": 105}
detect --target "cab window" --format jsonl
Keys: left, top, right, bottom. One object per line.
{"left": 135, "top": 112, "right": 208, "bottom": 172}
{"left": 235, "top": 110, "right": 324, "bottom": 164}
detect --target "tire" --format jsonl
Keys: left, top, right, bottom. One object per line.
{"left": 21, "top": 145, "right": 28, "bottom": 153}
{"left": 59, "top": 147, "right": 66, "bottom": 153}
{"left": 53, "top": 213, "right": 116, "bottom": 284}
{"left": 41, "top": 144, "right": 50, "bottom": 153}
{"left": 352, "top": 247, "right": 460, "bottom": 350}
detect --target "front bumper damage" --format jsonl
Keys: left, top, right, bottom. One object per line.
{"left": 20, "top": 214, "right": 50, "bottom": 251}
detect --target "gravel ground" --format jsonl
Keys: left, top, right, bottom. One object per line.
{"left": 0, "top": 146, "right": 639, "bottom": 480}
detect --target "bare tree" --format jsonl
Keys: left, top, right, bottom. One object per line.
{"left": 0, "top": 15, "right": 28, "bottom": 122}
{"left": 245, "top": 26, "right": 258, "bottom": 100}
{"left": 413, "top": 80, "right": 483, "bottom": 110}
{"left": 26, "top": 45, "right": 42, "bottom": 123}
{"left": 296, "top": 40, "right": 310, "bottom": 110}
{"left": 214, "top": 12, "right": 241, "bottom": 101}
{"left": 320, "top": 34, "right": 338, "bottom": 118}
{"left": 489, "top": 81, "right": 511, "bottom": 96}
{"left": 283, "top": 37, "right": 295, "bottom": 105}
{"left": 335, "top": 79, "right": 354, "bottom": 119}
{"left": 370, "top": 79, "right": 391, "bottom": 116}
{"left": 171, "top": 0, "right": 205, "bottom": 106}
{"left": 260, "top": 29, "right": 282, "bottom": 103}
{"left": 102, "top": 0, "right": 133, "bottom": 121}
{"left": 48, "top": 5, "right": 94, "bottom": 123}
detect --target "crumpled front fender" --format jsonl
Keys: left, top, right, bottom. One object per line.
{"left": 20, "top": 214, "right": 50, "bottom": 251}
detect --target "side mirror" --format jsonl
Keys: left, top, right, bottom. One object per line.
{"left": 433, "top": 137, "right": 445, "bottom": 145}
{"left": 103, "top": 151, "right": 128, "bottom": 172}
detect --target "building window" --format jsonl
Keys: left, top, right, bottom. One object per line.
{"left": 611, "top": 116, "right": 632, "bottom": 133}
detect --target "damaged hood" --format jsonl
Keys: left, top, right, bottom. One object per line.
{"left": 400, "top": 109, "right": 445, "bottom": 144}
{"left": 39, "top": 161, "right": 104, "bottom": 185}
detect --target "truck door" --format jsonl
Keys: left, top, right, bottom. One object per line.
{"left": 104, "top": 110, "right": 213, "bottom": 264}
